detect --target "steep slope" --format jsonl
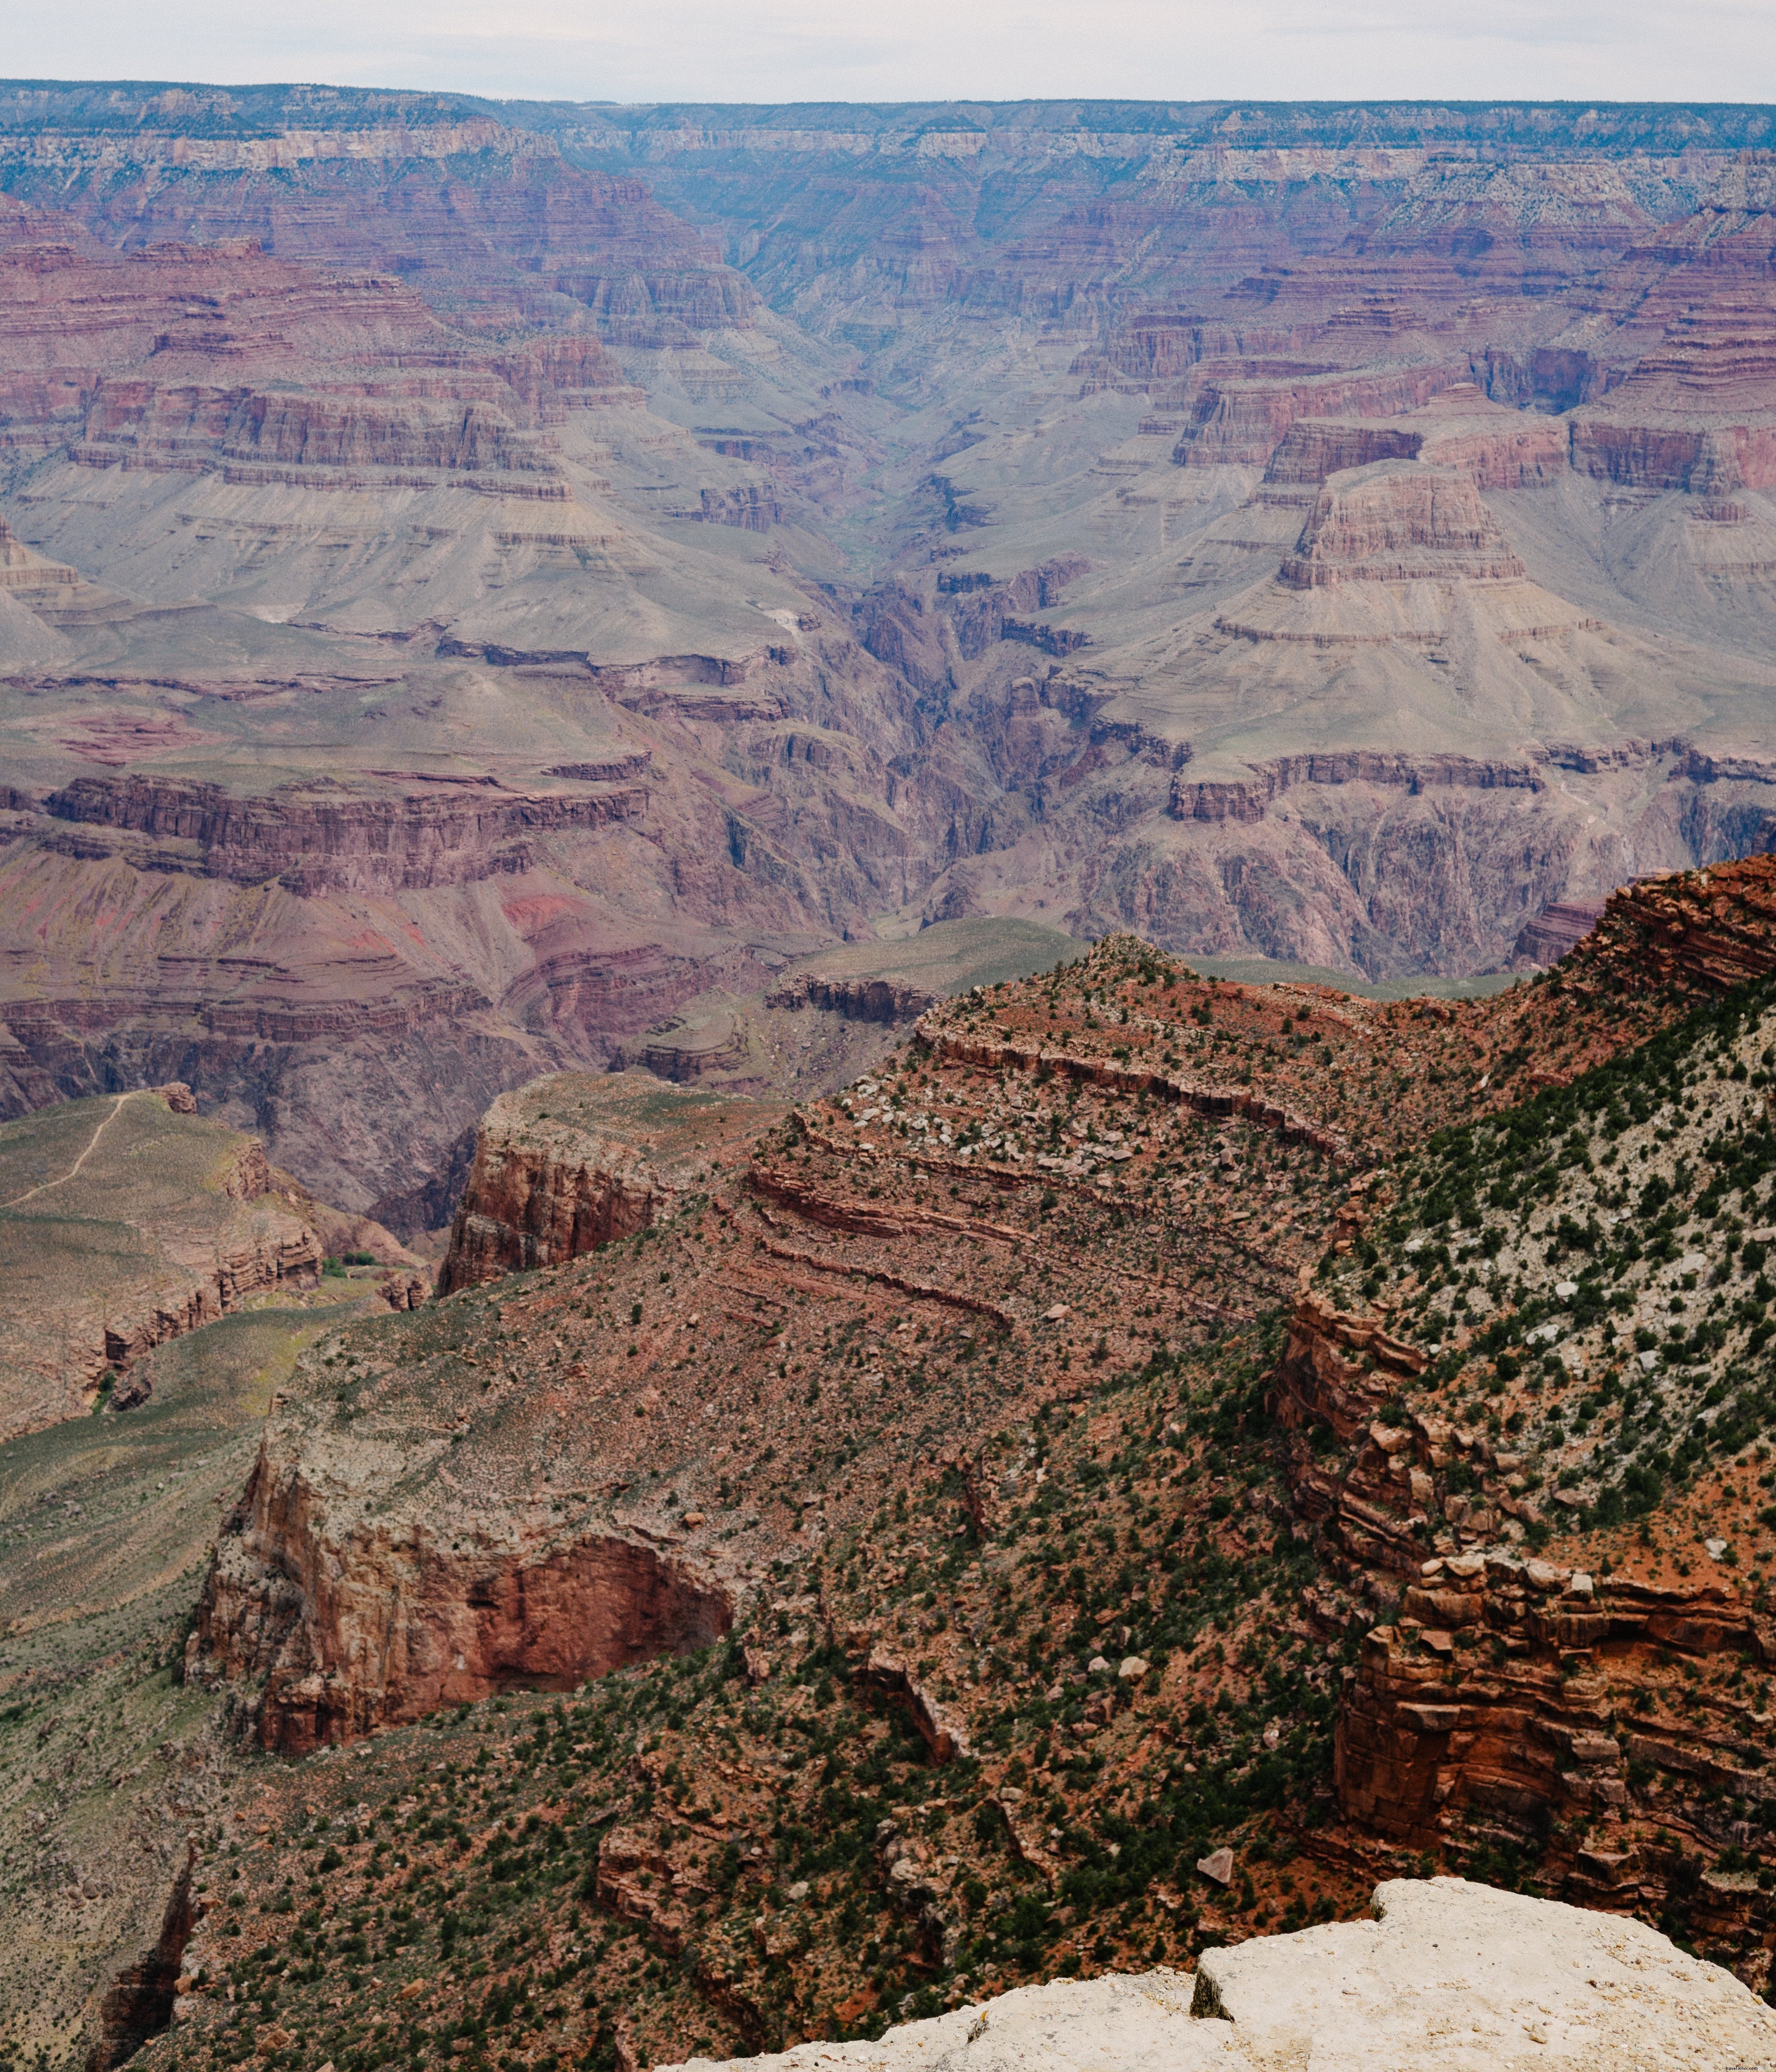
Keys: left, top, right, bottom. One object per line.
{"left": 0, "top": 1082, "right": 423, "bottom": 1438}
{"left": 133, "top": 860, "right": 1776, "bottom": 2072}
{"left": 0, "top": 1274, "right": 408, "bottom": 2072}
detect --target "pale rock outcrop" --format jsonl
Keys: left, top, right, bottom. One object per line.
{"left": 662, "top": 1878, "right": 1776, "bottom": 2072}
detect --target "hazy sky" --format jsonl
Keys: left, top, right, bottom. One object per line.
{"left": 10, "top": 0, "right": 1775, "bottom": 107}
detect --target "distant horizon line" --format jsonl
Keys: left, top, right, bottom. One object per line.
{"left": 2, "top": 81, "right": 1776, "bottom": 117}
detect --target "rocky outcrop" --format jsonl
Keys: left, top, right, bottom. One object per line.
{"left": 1277, "top": 463, "right": 1528, "bottom": 590}
{"left": 1170, "top": 749, "right": 1544, "bottom": 824}
{"left": 85, "top": 1848, "right": 196, "bottom": 2072}
{"left": 860, "top": 560, "right": 1089, "bottom": 694}
{"left": 41, "top": 773, "right": 647, "bottom": 895}
{"left": 766, "top": 972, "right": 939, "bottom": 1023}
{"left": 97, "top": 1218, "right": 324, "bottom": 1375}
{"left": 189, "top": 1420, "right": 732, "bottom": 1753}
{"left": 1566, "top": 853, "right": 1776, "bottom": 996}
{"left": 1571, "top": 298, "right": 1776, "bottom": 492}
{"left": 911, "top": 1014, "right": 1349, "bottom": 1162}
{"left": 1264, "top": 386, "right": 1570, "bottom": 491}
{"left": 613, "top": 1009, "right": 756, "bottom": 1084}
{"left": 436, "top": 1070, "right": 780, "bottom": 1293}
{"left": 1338, "top": 1563, "right": 1776, "bottom": 1852}
{"left": 1513, "top": 896, "right": 1606, "bottom": 966}
{"left": 662, "top": 1878, "right": 1776, "bottom": 2072}
{"left": 862, "top": 1648, "right": 974, "bottom": 1763}
{"left": 0, "top": 1086, "right": 325, "bottom": 1436}
{"left": 698, "top": 485, "right": 782, "bottom": 530}
{"left": 1172, "top": 365, "right": 1470, "bottom": 470}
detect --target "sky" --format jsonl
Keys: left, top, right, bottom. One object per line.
{"left": 8, "top": 0, "right": 1776, "bottom": 109}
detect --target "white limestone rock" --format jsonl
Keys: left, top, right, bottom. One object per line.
{"left": 663, "top": 1971, "right": 1241, "bottom": 2072}
{"left": 662, "top": 1877, "right": 1776, "bottom": 2072}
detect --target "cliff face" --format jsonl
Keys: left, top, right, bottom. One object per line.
{"left": 436, "top": 1071, "right": 782, "bottom": 1293}
{"left": 1563, "top": 852, "right": 1776, "bottom": 995}
{"left": 190, "top": 1419, "right": 731, "bottom": 1753}
{"left": 1277, "top": 463, "right": 1529, "bottom": 589}
{"left": 0, "top": 104, "right": 755, "bottom": 337}
{"left": 40, "top": 773, "right": 648, "bottom": 894}
{"left": 1174, "top": 364, "right": 1472, "bottom": 472}
{"left": 163, "top": 897, "right": 1776, "bottom": 2065}
{"left": 1271, "top": 1287, "right": 1776, "bottom": 1888}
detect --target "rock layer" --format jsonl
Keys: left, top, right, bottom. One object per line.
{"left": 436, "top": 1071, "right": 783, "bottom": 1294}
{"left": 190, "top": 1424, "right": 732, "bottom": 1753}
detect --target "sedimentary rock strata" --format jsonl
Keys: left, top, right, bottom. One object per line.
{"left": 191, "top": 1415, "right": 733, "bottom": 1752}
{"left": 437, "top": 1071, "right": 783, "bottom": 1292}
{"left": 7, "top": 98, "right": 1776, "bottom": 1210}
{"left": 99, "top": 884, "right": 1776, "bottom": 2072}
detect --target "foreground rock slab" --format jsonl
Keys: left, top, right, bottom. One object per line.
{"left": 665, "top": 1878, "right": 1776, "bottom": 2072}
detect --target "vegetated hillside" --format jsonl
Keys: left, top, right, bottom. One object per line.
{"left": 0, "top": 1276, "right": 403, "bottom": 2072}
{"left": 0, "top": 1084, "right": 421, "bottom": 1440}
{"left": 75, "top": 857, "right": 1776, "bottom": 2072}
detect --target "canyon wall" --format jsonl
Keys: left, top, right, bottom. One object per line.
{"left": 190, "top": 1420, "right": 732, "bottom": 1753}
{"left": 436, "top": 1071, "right": 780, "bottom": 1293}
{"left": 7, "top": 91, "right": 1776, "bottom": 1219}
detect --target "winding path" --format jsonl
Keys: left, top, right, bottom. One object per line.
{"left": 1, "top": 1092, "right": 133, "bottom": 1210}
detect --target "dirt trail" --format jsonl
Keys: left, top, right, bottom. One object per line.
{"left": 1, "top": 1092, "right": 131, "bottom": 1209}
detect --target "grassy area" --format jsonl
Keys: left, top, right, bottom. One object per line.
{"left": 1183, "top": 954, "right": 1522, "bottom": 1002}
{"left": 0, "top": 1288, "right": 387, "bottom": 2068}
{"left": 0, "top": 1091, "right": 319, "bottom": 1437}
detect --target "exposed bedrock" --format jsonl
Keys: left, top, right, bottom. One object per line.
{"left": 1053, "top": 778, "right": 1609, "bottom": 981}
{"left": 1564, "top": 296, "right": 1776, "bottom": 490}
{"left": 0, "top": 117, "right": 757, "bottom": 336}
{"left": 858, "top": 558, "right": 1090, "bottom": 697}
{"left": 436, "top": 1070, "right": 778, "bottom": 1292}
{"left": 1278, "top": 462, "right": 1528, "bottom": 589}
{"left": 190, "top": 1424, "right": 732, "bottom": 1753}
{"left": 1512, "top": 896, "right": 1606, "bottom": 966}
{"left": 663, "top": 1877, "right": 1776, "bottom": 2072}
{"left": 0, "top": 1087, "right": 326, "bottom": 1438}
{"left": 1171, "top": 363, "right": 1470, "bottom": 470}
{"left": 764, "top": 972, "right": 938, "bottom": 1022}
{"left": 39, "top": 774, "right": 647, "bottom": 895}
{"left": 1263, "top": 386, "right": 1570, "bottom": 490}
{"left": 84, "top": 1849, "right": 196, "bottom": 2072}
{"left": 1269, "top": 1286, "right": 1776, "bottom": 1939}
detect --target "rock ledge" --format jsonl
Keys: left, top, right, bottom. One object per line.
{"left": 663, "top": 1877, "right": 1776, "bottom": 2072}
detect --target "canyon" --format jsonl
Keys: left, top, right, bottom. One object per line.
{"left": 3, "top": 95, "right": 1776, "bottom": 1219}
{"left": 17, "top": 81, "right": 1776, "bottom": 2072}
{"left": 76, "top": 855, "right": 1770, "bottom": 2072}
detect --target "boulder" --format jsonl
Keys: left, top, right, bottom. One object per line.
{"left": 659, "top": 1878, "right": 1776, "bottom": 2072}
